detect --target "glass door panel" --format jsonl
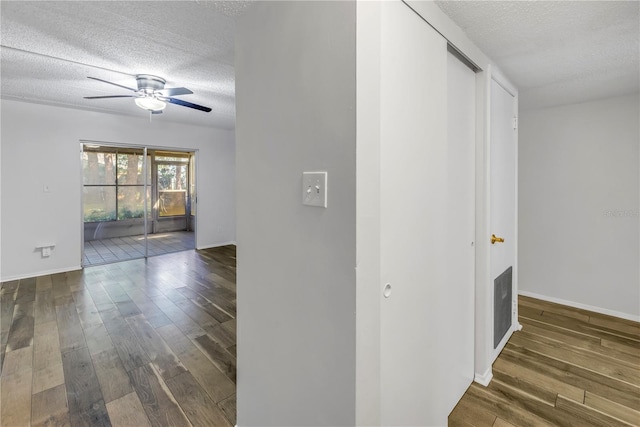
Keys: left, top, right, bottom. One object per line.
{"left": 156, "top": 162, "right": 189, "bottom": 231}
{"left": 82, "top": 145, "right": 147, "bottom": 265}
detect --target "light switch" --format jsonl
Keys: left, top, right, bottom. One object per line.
{"left": 302, "top": 172, "right": 327, "bottom": 208}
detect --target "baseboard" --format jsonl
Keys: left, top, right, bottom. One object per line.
{"left": 518, "top": 290, "right": 640, "bottom": 323}
{"left": 1, "top": 265, "right": 82, "bottom": 282}
{"left": 197, "top": 241, "right": 236, "bottom": 250}
{"left": 474, "top": 366, "right": 493, "bottom": 387}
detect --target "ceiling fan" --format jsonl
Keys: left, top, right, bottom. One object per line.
{"left": 84, "top": 74, "right": 212, "bottom": 114}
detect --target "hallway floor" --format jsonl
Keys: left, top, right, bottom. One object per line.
{"left": 449, "top": 296, "right": 640, "bottom": 426}
{"left": 83, "top": 231, "right": 195, "bottom": 266}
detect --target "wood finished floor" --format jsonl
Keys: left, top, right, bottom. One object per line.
{"left": 4, "top": 249, "right": 639, "bottom": 427}
{"left": 450, "top": 295, "right": 640, "bottom": 427}
{"left": 1, "top": 245, "right": 237, "bottom": 427}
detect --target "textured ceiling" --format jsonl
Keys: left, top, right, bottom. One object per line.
{"left": 436, "top": 1, "right": 640, "bottom": 110}
{"left": 2, "top": 1, "right": 638, "bottom": 124}
{"left": 1, "top": 1, "right": 252, "bottom": 130}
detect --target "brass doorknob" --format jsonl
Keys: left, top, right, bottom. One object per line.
{"left": 491, "top": 234, "right": 505, "bottom": 244}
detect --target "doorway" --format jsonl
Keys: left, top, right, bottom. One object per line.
{"left": 81, "top": 143, "right": 196, "bottom": 266}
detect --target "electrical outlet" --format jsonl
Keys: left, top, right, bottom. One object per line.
{"left": 42, "top": 247, "right": 51, "bottom": 257}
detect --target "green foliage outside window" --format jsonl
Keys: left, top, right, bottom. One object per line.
{"left": 83, "top": 150, "right": 147, "bottom": 223}
{"left": 85, "top": 209, "right": 116, "bottom": 222}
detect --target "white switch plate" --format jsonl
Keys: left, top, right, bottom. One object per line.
{"left": 302, "top": 172, "right": 327, "bottom": 208}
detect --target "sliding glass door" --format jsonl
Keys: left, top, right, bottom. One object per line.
{"left": 81, "top": 143, "right": 195, "bottom": 266}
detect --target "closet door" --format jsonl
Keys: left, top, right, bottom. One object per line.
{"left": 379, "top": 2, "right": 475, "bottom": 425}
{"left": 489, "top": 79, "right": 517, "bottom": 353}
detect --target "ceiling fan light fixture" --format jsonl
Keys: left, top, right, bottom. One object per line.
{"left": 135, "top": 96, "right": 166, "bottom": 112}
{"left": 85, "top": 75, "right": 211, "bottom": 113}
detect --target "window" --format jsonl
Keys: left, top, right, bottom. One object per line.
{"left": 82, "top": 148, "right": 150, "bottom": 222}
{"left": 157, "top": 163, "right": 188, "bottom": 217}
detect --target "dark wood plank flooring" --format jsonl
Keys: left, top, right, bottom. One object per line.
{"left": 450, "top": 295, "right": 640, "bottom": 426}
{"left": 6, "top": 246, "right": 636, "bottom": 426}
{"left": 1, "top": 245, "right": 236, "bottom": 427}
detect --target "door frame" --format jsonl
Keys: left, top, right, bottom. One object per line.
{"left": 474, "top": 67, "right": 520, "bottom": 386}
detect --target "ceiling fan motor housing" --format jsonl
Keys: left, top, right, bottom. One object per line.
{"left": 136, "top": 74, "right": 166, "bottom": 94}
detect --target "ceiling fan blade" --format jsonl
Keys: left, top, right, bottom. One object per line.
{"left": 87, "top": 76, "right": 137, "bottom": 92}
{"left": 84, "top": 95, "right": 136, "bottom": 99}
{"left": 151, "top": 110, "right": 163, "bottom": 115}
{"left": 156, "top": 87, "right": 193, "bottom": 97}
{"left": 162, "top": 97, "right": 212, "bottom": 112}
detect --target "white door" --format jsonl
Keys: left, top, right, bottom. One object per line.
{"left": 379, "top": 2, "right": 475, "bottom": 424}
{"left": 489, "top": 79, "right": 517, "bottom": 351}
{"left": 444, "top": 49, "right": 477, "bottom": 405}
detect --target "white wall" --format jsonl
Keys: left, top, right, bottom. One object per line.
{"left": 235, "top": 1, "right": 356, "bottom": 425}
{"left": 355, "top": 2, "right": 381, "bottom": 424}
{"left": 519, "top": 93, "right": 640, "bottom": 319}
{"left": 0, "top": 99, "right": 235, "bottom": 281}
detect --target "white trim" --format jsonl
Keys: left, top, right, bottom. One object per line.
{"left": 197, "top": 241, "right": 236, "bottom": 250}
{"left": 80, "top": 139, "right": 196, "bottom": 154}
{"left": 144, "top": 146, "right": 149, "bottom": 257}
{"left": 512, "top": 80, "right": 520, "bottom": 345}
{"left": 1, "top": 265, "right": 82, "bottom": 282}
{"left": 404, "top": 0, "right": 489, "bottom": 70}
{"left": 474, "top": 366, "right": 493, "bottom": 387}
{"left": 490, "top": 68, "right": 518, "bottom": 98}
{"left": 80, "top": 142, "right": 86, "bottom": 266}
{"left": 192, "top": 149, "right": 199, "bottom": 249}
{"left": 473, "top": 65, "right": 493, "bottom": 386}
{"left": 519, "top": 290, "right": 640, "bottom": 323}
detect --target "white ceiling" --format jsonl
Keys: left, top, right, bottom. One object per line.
{"left": 1, "top": 1, "right": 251, "bottom": 130}
{"left": 1, "top": 1, "right": 638, "bottom": 129}
{"left": 436, "top": 0, "right": 640, "bottom": 110}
